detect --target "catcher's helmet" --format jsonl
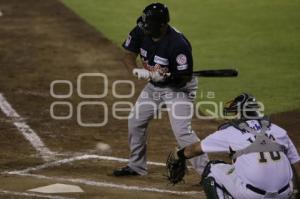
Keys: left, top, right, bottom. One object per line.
{"left": 137, "top": 3, "right": 170, "bottom": 38}
{"left": 223, "top": 93, "right": 261, "bottom": 119}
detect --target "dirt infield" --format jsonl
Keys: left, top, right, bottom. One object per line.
{"left": 0, "top": 0, "right": 299, "bottom": 198}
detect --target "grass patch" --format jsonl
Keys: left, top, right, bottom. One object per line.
{"left": 62, "top": 0, "right": 300, "bottom": 114}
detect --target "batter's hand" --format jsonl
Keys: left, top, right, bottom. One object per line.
{"left": 149, "top": 70, "right": 171, "bottom": 82}
{"left": 132, "top": 68, "right": 150, "bottom": 80}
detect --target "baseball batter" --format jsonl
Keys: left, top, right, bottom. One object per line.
{"left": 173, "top": 93, "right": 300, "bottom": 198}
{"left": 113, "top": 3, "right": 208, "bottom": 176}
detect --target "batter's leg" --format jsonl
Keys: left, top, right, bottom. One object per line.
{"left": 162, "top": 77, "right": 209, "bottom": 175}
{"left": 163, "top": 92, "right": 209, "bottom": 175}
{"left": 127, "top": 83, "right": 161, "bottom": 175}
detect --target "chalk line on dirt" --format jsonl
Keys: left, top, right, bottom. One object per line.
{"left": 6, "top": 154, "right": 193, "bottom": 175}
{"left": 0, "top": 189, "right": 75, "bottom": 199}
{"left": 12, "top": 173, "right": 203, "bottom": 196}
{"left": 0, "top": 93, "right": 53, "bottom": 161}
{"left": 0, "top": 94, "right": 199, "bottom": 196}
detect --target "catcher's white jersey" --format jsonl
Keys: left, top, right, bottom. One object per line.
{"left": 201, "top": 120, "right": 300, "bottom": 197}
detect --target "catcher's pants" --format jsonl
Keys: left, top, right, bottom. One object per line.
{"left": 128, "top": 77, "right": 209, "bottom": 175}
{"left": 209, "top": 163, "right": 293, "bottom": 199}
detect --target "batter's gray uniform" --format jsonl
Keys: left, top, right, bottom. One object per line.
{"left": 123, "top": 25, "right": 209, "bottom": 175}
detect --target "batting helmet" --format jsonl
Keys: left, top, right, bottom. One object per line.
{"left": 223, "top": 93, "right": 261, "bottom": 119}
{"left": 137, "top": 3, "right": 170, "bottom": 38}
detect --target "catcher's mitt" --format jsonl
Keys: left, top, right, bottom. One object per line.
{"left": 166, "top": 151, "right": 187, "bottom": 185}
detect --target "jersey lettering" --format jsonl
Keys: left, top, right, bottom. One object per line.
{"left": 258, "top": 151, "right": 281, "bottom": 163}
{"left": 177, "top": 64, "right": 188, "bottom": 70}
{"left": 140, "top": 48, "right": 147, "bottom": 57}
{"left": 154, "top": 55, "right": 169, "bottom": 65}
{"left": 247, "top": 137, "right": 254, "bottom": 143}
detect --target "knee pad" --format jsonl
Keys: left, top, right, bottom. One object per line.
{"left": 202, "top": 177, "right": 220, "bottom": 199}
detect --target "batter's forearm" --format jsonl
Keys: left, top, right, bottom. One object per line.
{"left": 123, "top": 51, "right": 138, "bottom": 73}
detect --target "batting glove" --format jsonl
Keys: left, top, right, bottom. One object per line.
{"left": 150, "top": 70, "right": 171, "bottom": 82}
{"left": 149, "top": 70, "right": 164, "bottom": 82}
{"left": 132, "top": 68, "right": 150, "bottom": 80}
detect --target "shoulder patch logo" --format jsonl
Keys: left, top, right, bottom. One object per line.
{"left": 176, "top": 54, "right": 187, "bottom": 65}
{"left": 125, "top": 35, "right": 132, "bottom": 47}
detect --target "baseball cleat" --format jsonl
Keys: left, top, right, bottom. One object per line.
{"left": 113, "top": 166, "right": 140, "bottom": 176}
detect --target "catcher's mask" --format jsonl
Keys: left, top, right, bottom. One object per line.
{"left": 223, "top": 93, "right": 261, "bottom": 119}
{"left": 137, "top": 3, "right": 169, "bottom": 38}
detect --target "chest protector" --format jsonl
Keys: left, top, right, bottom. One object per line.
{"left": 229, "top": 117, "right": 287, "bottom": 160}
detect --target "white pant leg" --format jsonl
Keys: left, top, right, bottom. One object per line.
{"left": 209, "top": 163, "right": 294, "bottom": 199}
{"left": 209, "top": 163, "right": 261, "bottom": 199}
{"left": 161, "top": 80, "right": 209, "bottom": 175}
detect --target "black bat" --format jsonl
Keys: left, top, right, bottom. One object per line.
{"left": 192, "top": 69, "right": 238, "bottom": 77}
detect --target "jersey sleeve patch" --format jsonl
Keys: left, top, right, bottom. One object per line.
{"left": 176, "top": 54, "right": 187, "bottom": 65}
{"left": 177, "top": 64, "right": 188, "bottom": 70}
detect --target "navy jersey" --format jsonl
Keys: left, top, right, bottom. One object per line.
{"left": 122, "top": 25, "right": 193, "bottom": 87}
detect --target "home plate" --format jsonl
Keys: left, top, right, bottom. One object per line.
{"left": 28, "top": 183, "right": 84, "bottom": 193}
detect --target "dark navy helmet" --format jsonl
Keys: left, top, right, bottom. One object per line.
{"left": 223, "top": 93, "right": 261, "bottom": 119}
{"left": 137, "top": 3, "right": 170, "bottom": 37}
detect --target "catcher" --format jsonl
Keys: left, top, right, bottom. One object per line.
{"left": 166, "top": 93, "right": 300, "bottom": 199}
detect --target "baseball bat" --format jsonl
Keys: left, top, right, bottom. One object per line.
{"left": 192, "top": 69, "right": 238, "bottom": 77}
